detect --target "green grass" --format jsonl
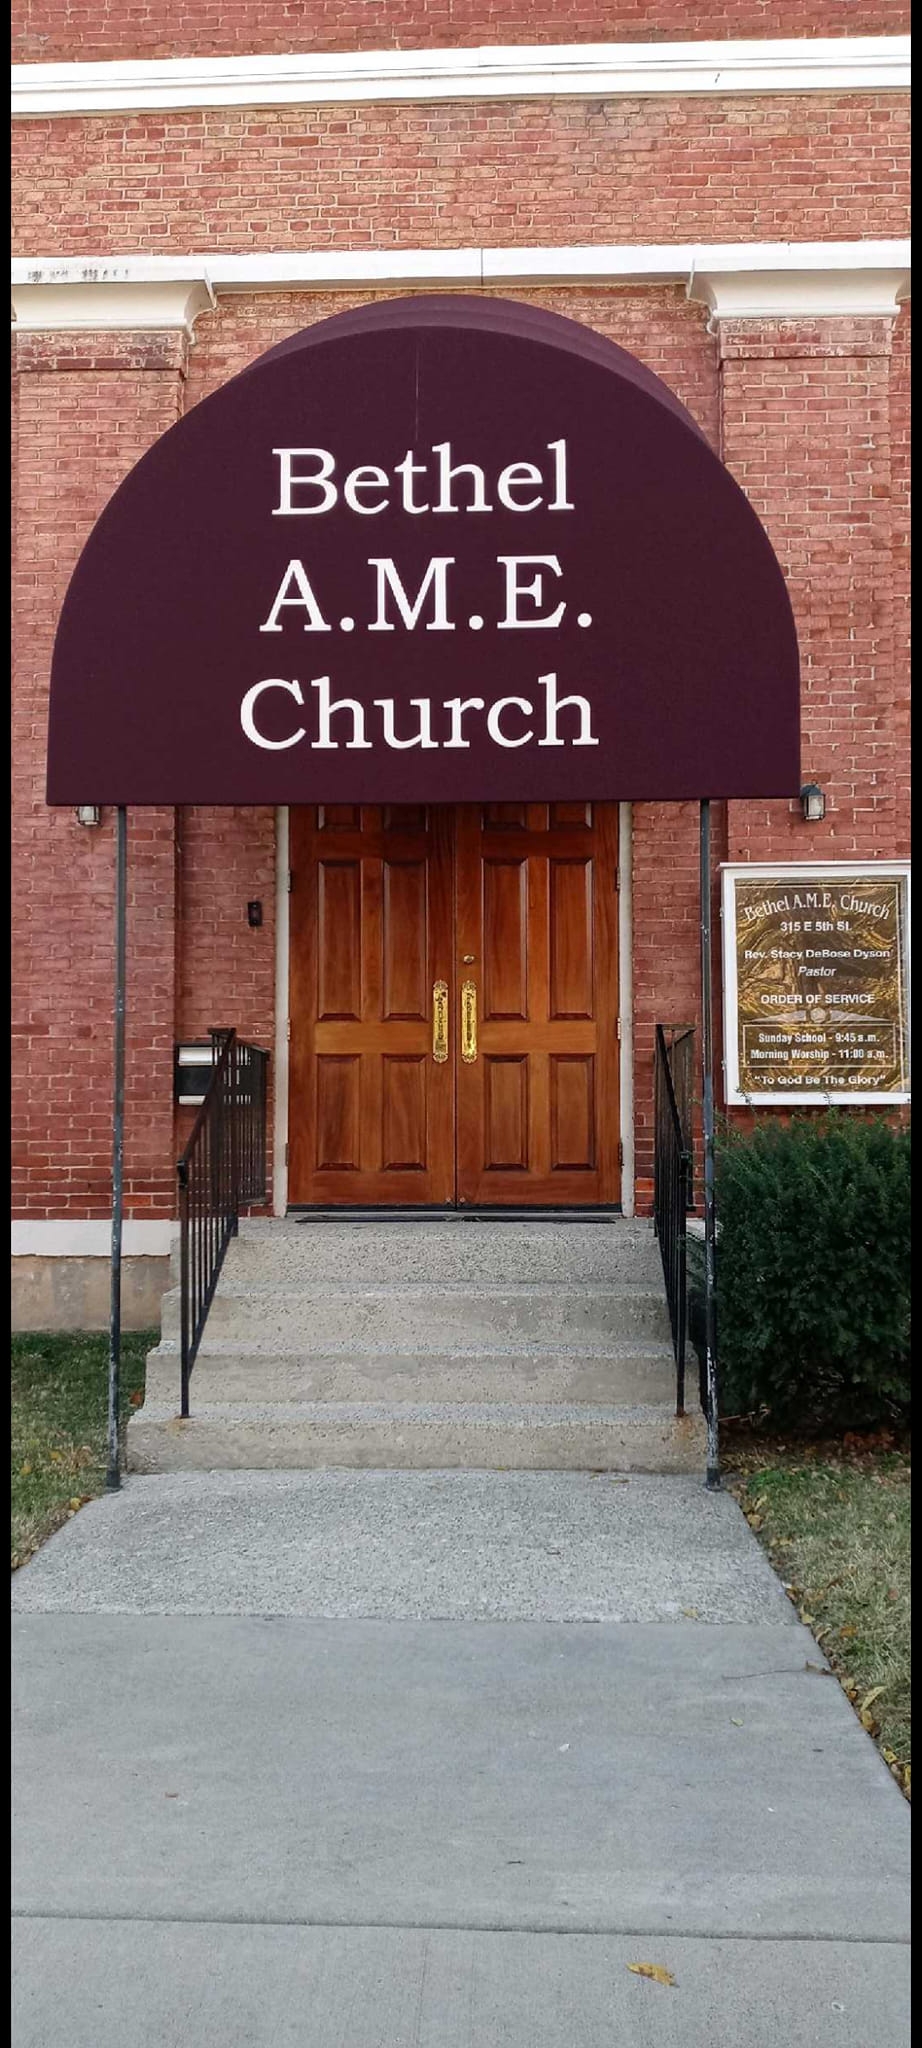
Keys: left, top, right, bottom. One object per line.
{"left": 11, "top": 1331, "right": 154, "bottom": 1569}
{"left": 736, "top": 1452, "right": 911, "bottom": 1790}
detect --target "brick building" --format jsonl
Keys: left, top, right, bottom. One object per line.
{"left": 11, "top": 4, "right": 911, "bottom": 1329}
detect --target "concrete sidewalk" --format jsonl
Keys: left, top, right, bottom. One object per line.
{"left": 12, "top": 1473, "right": 911, "bottom": 2046}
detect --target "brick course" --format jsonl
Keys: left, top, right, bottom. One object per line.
{"left": 12, "top": 2, "right": 912, "bottom": 65}
{"left": 12, "top": 95, "right": 911, "bottom": 253}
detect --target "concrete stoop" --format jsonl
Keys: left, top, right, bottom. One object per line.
{"left": 129, "top": 1219, "right": 705, "bottom": 1474}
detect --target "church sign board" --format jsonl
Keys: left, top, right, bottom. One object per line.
{"left": 722, "top": 863, "right": 911, "bottom": 1104}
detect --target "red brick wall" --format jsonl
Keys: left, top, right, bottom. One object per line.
{"left": 11, "top": 1, "right": 911, "bottom": 1223}
{"left": 11, "top": 94, "right": 910, "bottom": 254}
{"left": 12, "top": 2, "right": 912, "bottom": 64}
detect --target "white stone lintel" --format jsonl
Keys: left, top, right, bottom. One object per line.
{"left": 11, "top": 276, "right": 215, "bottom": 336}
{"left": 688, "top": 265, "right": 911, "bottom": 323}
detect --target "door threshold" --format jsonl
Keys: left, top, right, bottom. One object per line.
{"left": 289, "top": 1206, "right": 624, "bottom": 1223}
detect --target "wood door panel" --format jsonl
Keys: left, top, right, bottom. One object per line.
{"left": 483, "top": 860, "right": 528, "bottom": 1021}
{"left": 483, "top": 1056, "right": 529, "bottom": 1172}
{"left": 549, "top": 859, "right": 594, "bottom": 1019}
{"left": 550, "top": 801, "right": 593, "bottom": 828}
{"left": 316, "top": 861, "right": 362, "bottom": 1019}
{"left": 483, "top": 802, "right": 528, "bottom": 829}
{"left": 550, "top": 1054, "right": 596, "bottom": 1171}
{"left": 456, "top": 802, "right": 620, "bottom": 1207}
{"left": 317, "top": 805, "right": 361, "bottom": 831}
{"left": 382, "top": 860, "right": 428, "bottom": 1020}
{"left": 315, "top": 1055, "right": 361, "bottom": 1171}
{"left": 289, "top": 806, "right": 454, "bottom": 1205}
{"left": 381, "top": 1055, "right": 428, "bottom": 1172}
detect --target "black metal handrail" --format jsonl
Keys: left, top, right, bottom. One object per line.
{"left": 177, "top": 1028, "right": 269, "bottom": 1416}
{"left": 653, "top": 1024, "right": 695, "bottom": 1413}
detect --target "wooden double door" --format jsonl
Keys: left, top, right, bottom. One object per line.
{"left": 289, "top": 803, "right": 621, "bottom": 1207}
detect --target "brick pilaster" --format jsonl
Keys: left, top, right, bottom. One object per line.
{"left": 715, "top": 313, "right": 906, "bottom": 864}
{"left": 12, "top": 329, "right": 190, "bottom": 1219}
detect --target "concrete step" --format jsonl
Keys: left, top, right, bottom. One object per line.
{"left": 158, "top": 1283, "right": 672, "bottom": 1351}
{"left": 128, "top": 1401, "right": 706, "bottom": 1474}
{"left": 138, "top": 1218, "right": 697, "bottom": 1476}
{"left": 195, "top": 1218, "right": 666, "bottom": 1291}
{"left": 144, "top": 1345, "right": 678, "bottom": 1409}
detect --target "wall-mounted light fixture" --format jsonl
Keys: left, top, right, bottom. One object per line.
{"left": 74, "top": 805, "right": 102, "bottom": 827}
{"left": 799, "top": 783, "right": 826, "bottom": 823}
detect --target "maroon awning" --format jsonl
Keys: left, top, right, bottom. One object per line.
{"left": 47, "top": 296, "right": 799, "bottom": 804}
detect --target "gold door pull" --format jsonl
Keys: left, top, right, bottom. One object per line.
{"left": 461, "top": 980, "right": 478, "bottom": 1063}
{"left": 432, "top": 980, "right": 449, "bottom": 1063}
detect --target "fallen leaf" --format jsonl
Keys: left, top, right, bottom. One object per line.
{"left": 19, "top": 1463, "right": 32, "bottom": 1477}
{"left": 681, "top": 1607, "right": 699, "bottom": 1620}
{"left": 129, "top": 1390, "right": 144, "bottom": 1408}
{"left": 805, "top": 1661, "right": 833, "bottom": 1677}
{"left": 627, "top": 1963, "right": 677, "bottom": 1988}
{"left": 730, "top": 1717, "right": 744, "bottom": 1726}
{"left": 860, "top": 1687, "right": 884, "bottom": 1715}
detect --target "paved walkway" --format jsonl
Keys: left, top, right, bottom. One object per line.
{"left": 12, "top": 1473, "right": 910, "bottom": 2046}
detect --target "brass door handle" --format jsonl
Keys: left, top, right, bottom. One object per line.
{"left": 461, "top": 980, "right": 478, "bottom": 1063}
{"left": 432, "top": 980, "right": 448, "bottom": 1063}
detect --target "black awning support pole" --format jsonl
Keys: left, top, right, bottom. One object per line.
{"left": 699, "top": 800, "right": 720, "bottom": 1491}
{"left": 106, "top": 805, "right": 128, "bottom": 1492}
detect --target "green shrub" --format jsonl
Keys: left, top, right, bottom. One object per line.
{"left": 712, "top": 1114, "right": 911, "bottom": 1430}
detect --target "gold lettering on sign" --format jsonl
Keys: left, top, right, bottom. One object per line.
{"left": 733, "top": 873, "right": 910, "bottom": 1096}
{"left": 461, "top": 981, "right": 478, "bottom": 1064}
{"left": 432, "top": 980, "right": 449, "bottom": 1063}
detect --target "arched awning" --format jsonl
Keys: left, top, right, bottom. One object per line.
{"left": 47, "top": 296, "right": 799, "bottom": 805}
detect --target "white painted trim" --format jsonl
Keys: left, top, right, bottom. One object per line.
{"left": 720, "top": 861, "right": 911, "bottom": 1107}
{"left": 273, "top": 805, "right": 290, "bottom": 1218}
{"left": 11, "top": 242, "right": 911, "bottom": 332}
{"left": 11, "top": 1219, "right": 176, "bottom": 1257}
{"left": 618, "top": 802, "right": 635, "bottom": 1220}
{"left": 688, "top": 267, "right": 911, "bottom": 322}
{"left": 10, "top": 278, "right": 214, "bottom": 335}
{"left": 11, "top": 38, "right": 911, "bottom": 117}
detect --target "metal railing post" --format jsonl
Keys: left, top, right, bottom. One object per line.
{"left": 106, "top": 804, "right": 128, "bottom": 1491}
{"left": 178, "top": 1157, "right": 191, "bottom": 1418}
{"left": 699, "top": 801, "right": 720, "bottom": 1491}
{"left": 175, "top": 1030, "right": 269, "bottom": 1415}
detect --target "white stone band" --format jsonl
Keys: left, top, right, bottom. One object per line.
{"left": 11, "top": 38, "right": 912, "bottom": 118}
{"left": 10, "top": 242, "right": 911, "bottom": 334}
{"left": 11, "top": 1220, "right": 176, "bottom": 1257}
